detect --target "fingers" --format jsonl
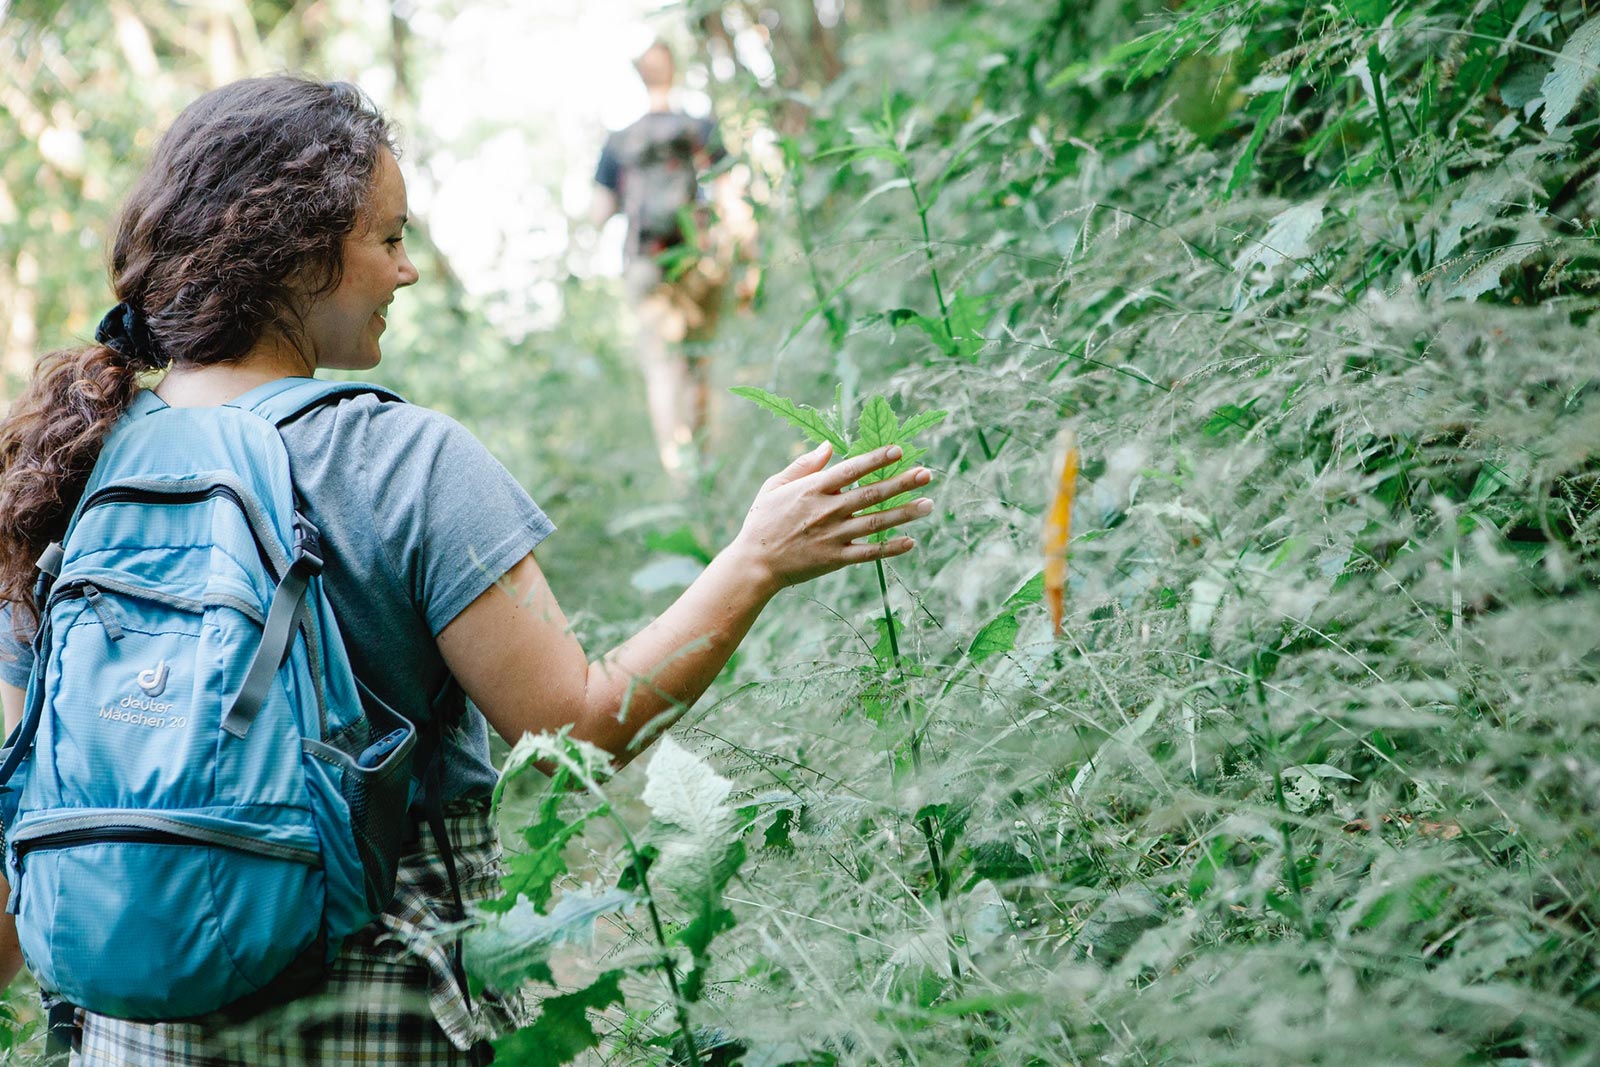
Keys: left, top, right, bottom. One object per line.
{"left": 840, "top": 535, "right": 916, "bottom": 564}
{"left": 834, "top": 465, "right": 932, "bottom": 514}
{"left": 837, "top": 497, "right": 933, "bottom": 542}
{"left": 764, "top": 441, "right": 833, "bottom": 490}
{"left": 813, "top": 445, "right": 906, "bottom": 493}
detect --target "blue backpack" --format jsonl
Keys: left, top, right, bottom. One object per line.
{"left": 0, "top": 378, "right": 424, "bottom": 1023}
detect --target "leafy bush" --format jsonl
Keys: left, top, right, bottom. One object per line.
{"left": 481, "top": 0, "right": 1600, "bottom": 1063}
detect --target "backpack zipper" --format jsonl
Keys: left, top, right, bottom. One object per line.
{"left": 80, "top": 585, "right": 125, "bottom": 641}
{"left": 78, "top": 483, "right": 281, "bottom": 583}
{"left": 12, "top": 814, "right": 319, "bottom": 868}
{"left": 50, "top": 577, "right": 263, "bottom": 627}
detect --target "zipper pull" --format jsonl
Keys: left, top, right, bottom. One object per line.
{"left": 82, "top": 585, "right": 125, "bottom": 642}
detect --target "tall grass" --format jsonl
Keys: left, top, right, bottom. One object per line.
{"left": 484, "top": 1, "right": 1600, "bottom": 1062}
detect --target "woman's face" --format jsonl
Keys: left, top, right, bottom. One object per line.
{"left": 302, "top": 148, "right": 418, "bottom": 371}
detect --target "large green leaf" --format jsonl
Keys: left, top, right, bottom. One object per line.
{"left": 1542, "top": 15, "right": 1600, "bottom": 130}
{"left": 486, "top": 732, "right": 610, "bottom": 913}
{"left": 641, "top": 739, "right": 746, "bottom": 1001}
{"left": 967, "top": 612, "right": 1021, "bottom": 664}
{"left": 729, "top": 386, "right": 849, "bottom": 450}
{"left": 466, "top": 887, "right": 638, "bottom": 992}
{"left": 641, "top": 737, "right": 742, "bottom": 899}
{"left": 853, "top": 395, "right": 900, "bottom": 454}
{"left": 490, "top": 970, "right": 625, "bottom": 1065}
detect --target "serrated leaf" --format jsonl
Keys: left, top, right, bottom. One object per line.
{"left": 1433, "top": 174, "right": 1520, "bottom": 262}
{"left": 730, "top": 386, "right": 849, "bottom": 450}
{"left": 854, "top": 395, "right": 900, "bottom": 453}
{"left": 642, "top": 737, "right": 741, "bottom": 899}
{"left": 1005, "top": 571, "right": 1045, "bottom": 608}
{"left": 490, "top": 970, "right": 624, "bottom": 1065}
{"left": 494, "top": 731, "right": 613, "bottom": 811}
{"left": 893, "top": 309, "right": 959, "bottom": 356}
{"left": 945, "top": 290, "right": 991, "bottom": 360}
{"left": 968, "top": 612, "right": 1020, "bottom": 664}
{"left": 484, "top": 833, "right": 579, "bottom": 915}
{"left": 485, "top": 761, "right": 600, "bottom": 914}
{"left": 1542, "top": 16, "right": 1600, "bottom": 131}
{"left": 677, "top": 858, "right": 742, "bottom": 1003}
{"left": 1439, "top": 243, "right": 1543, "bottom": 300}
{"left": 898, "top": 408, "right": 948, "bottom": 441}
{"left": 1233, "top": 199, "right": 1325, "bottom": 277}
{"left": 466, "top": 887, "right": 638, "bottom": 993}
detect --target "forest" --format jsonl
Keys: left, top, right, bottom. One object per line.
{"left": 2, "top": 0, "right": 1599, "bottom": 1063}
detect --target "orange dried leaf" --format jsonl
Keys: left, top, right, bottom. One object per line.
{"left": 1042, "top": 429, "right": 1079, "bottom": 637}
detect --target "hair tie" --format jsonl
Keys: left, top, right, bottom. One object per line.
{"left": 94, "top": 302, "right": 164, "bottom": 367}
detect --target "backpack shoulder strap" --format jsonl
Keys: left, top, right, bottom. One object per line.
{"left": 227, "top": 377, "right": 406, "bottom": 428}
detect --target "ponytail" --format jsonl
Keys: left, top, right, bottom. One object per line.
{"left": 0, "top": 342, "right": 144, "bottom": 635}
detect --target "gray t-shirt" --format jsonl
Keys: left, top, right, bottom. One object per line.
{"left": 0, "top": 390, "right": 554, "bottom": 803}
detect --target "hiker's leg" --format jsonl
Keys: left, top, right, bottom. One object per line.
{"left": 626, "top": 260, "right": 692, "bottom": 475}
{"left": 677, "top": 261, "right": 726, "bottom": 466}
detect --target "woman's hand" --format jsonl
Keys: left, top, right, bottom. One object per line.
{"left": 729, "top": 442, "right": 934, "bottom": 594}
{"left": 442, "top": 441, "right": 932, "bottom": 763}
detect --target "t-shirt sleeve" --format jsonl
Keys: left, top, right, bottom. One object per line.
{"left": 594, "top": 133, "right": 621, "bottom": 192}
{"left": 0, "top": 603, "right": 31, "bottom": 689}
{"left": 358, "top": 402, "right": 555, "bottom": 636}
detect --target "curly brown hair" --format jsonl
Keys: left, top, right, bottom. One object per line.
{"left": 0, "top": 76, "right": 394, "bottom": 635}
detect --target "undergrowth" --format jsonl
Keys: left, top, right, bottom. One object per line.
{"left": 477, "top": 1, "right": 1600, "bottom": 1064}
{"left": 3, "top": 0, "right": 1596, "bottom": 1063}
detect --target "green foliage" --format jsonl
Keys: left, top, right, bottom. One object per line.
{"left": 470, "top": 731, "right": 749, "bottom": 1065}
{"left": 490, "top": 970, "right": 625, "bottom": 1064}
{"left": 640, "top": 738, "right": 746, "bottom": 1003}
{"left": 11, "top": 0, "right": 1600, "bottom": 1063}
{"left": 468, "top": 889, "right": 638, "bottom": 991}
{"left": 728, "top": 386, "right": 849, "bottom": 451}
{"left": 1541, "top": 14, "right": 1600, "bottom": 131}
{"left": 613, "top": 0, "right": 1600, "bottom": 1063}
{"left": 734, "top": 388, "right": 946, "bottom": 537}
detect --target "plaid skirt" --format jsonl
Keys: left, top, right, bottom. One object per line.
{"left": 71, "top": 805, "right": 529, "bottom": 1066}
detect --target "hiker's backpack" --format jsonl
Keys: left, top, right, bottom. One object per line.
{"left": 614, "top": 112, "right": 710, "bottom": 257}
{"left": 0, "top": 378, "right": 423, "bottom": 1023}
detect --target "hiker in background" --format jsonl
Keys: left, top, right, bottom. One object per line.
{"left": 592, "top": 39, "right": 754, "bottom": 478}
{"left": 0, "top": 75, "right": 930, "bottom": 1063}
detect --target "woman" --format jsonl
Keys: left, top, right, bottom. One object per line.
{"left": 0, "top": 77, "right": 931, "bottom": 1063}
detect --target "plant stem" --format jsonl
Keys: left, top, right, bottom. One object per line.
{"left": 900, "top": 158, "right": 989, "bottom": 465}
{"left": 1270, "top": 765, "right": 1310, "bottom": 935}
{"left": 562, "top": 753, "right": 704, "bottom": 1067}
{"left": 902, "top": 162, "right": 952, "bottom": 333}
{"left": 875, "top": 559, "right": 958, "bottom": 973}
{"left": 789, "top": 163, "right": 848, "bottom": 346}
{"left": 1368, "top": 47, "right": 1424, "bottom": 275}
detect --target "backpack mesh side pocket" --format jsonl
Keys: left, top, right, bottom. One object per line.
{"left": 339, "top": 722, "right": 416, "bottom": 914}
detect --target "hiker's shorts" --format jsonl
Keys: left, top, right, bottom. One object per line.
{"left": 70, "top": 804, "right": 529, "bottom": 1066}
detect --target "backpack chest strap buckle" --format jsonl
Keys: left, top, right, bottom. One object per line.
{"left": 293, "top": 515, "right": 324, "bottom": 575}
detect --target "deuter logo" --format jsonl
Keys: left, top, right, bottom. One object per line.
{"left": 98, "top": 660, "right": 185, "bottom": 730}
{"left": 136, "top": 660, "right": 169, "bottom": 697}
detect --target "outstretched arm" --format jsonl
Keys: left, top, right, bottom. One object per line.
{"left": 437, "top": 443, "right": 932, "bottom": 764}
